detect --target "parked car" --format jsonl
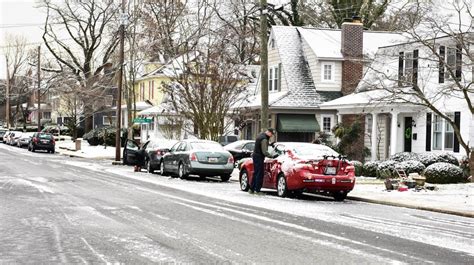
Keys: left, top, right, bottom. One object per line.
{"left": 218, "top": 135, "right": 238, "bottom": 146}
{"left": 0, "top": 129, "right": 7, "bottom": 141}
{"left": 239, "top": 142, "right": 356, "bottom": 201}
{"left": 28, "top": 132, "right": 55, "bottom": 153}
{"left": 122, "top": 139, "right": 178, "bottom": 173}
{"left": 10, "top": 131, "right": 23, "bottom": 146}
{"left": 223, "top": 140, "right": 255, "bottom": 166}
{"left": 1, "top": 130, "right": 11, "bottom": 143}
{"left": 6, "top": 131, "right": 21, "bottom": 145}
{"left": 17, "top": 132, "right": 35, "bottom": 148}
{"left": 161, "top": 139, "right": 234, "bottom": 181}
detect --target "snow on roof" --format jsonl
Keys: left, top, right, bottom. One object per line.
{"left": 296, "top": 27, "right": 406, "bottom": 59}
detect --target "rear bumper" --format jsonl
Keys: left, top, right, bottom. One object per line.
{"left": 288, "top": 173, "right": 355, "bottom": 192}
{"left": 189, "top": 161, "right": 234, "bottom": 176}
{"left": 32, "top": 143, "right": 55, "bottom": 150}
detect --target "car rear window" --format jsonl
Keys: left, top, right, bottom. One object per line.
{"left": 38, "top": 134, "right": 53, "bottom": 139}
{"left": 288, "top": 143, "right": 339, "bottom": 157}
{"left": 190, "top": 142, "right": 223, "bottom": 150}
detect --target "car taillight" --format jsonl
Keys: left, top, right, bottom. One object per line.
{"left": 228, "top": 156, "right": 234, "bottom": 164}
{"left": 156, "top": 150, "right": 164, "bottom": 156}
{"left": 33, "top": 138, "right": 38, "bottom": 143}
{"left": 344, "top": 165, "right": 355, "bottom": 173}
{"left": 189, "top": 152, "right": 197, "bottom": 161}
{"left": 52, "top": 138, "right": 55, "bottom": 144}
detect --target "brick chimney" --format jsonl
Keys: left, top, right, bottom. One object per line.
{"left": 341, "top": 17, "right": 363, "bottom": 96}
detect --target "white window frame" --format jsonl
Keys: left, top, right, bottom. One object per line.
{"left": 103, "top": 116, "right": 117, "bottom": 126}
{"left": 321, "top": 115, "right": 333, "bottom": 133}
{"left": 321, "top": 62, "right": 335, "bottom": 82}
{"left": 268, "top": 65, "right": 279, "bottom": 92}
{"left": 432, "top": 113, "right": 456, "bottom": 151}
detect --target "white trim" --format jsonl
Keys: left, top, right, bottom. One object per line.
{"left": 320, "top": 62, "right": 335, "bottom": 82}
{"left": 321, "top": 114, "right": 333, "bottom": 133}
{"left": 268, "top": 65, "right": 279, "bottom": 92}
{"left": 103, "top": 116, "right": 117, "bottom": 126}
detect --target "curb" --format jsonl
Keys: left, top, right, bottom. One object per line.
{"left": 347, "top": 196, "right": 474, "bottom": 218}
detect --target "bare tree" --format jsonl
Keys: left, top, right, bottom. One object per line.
{"left": 360, "top": 0, "right": 474, "bottom": 175}
{"left": 3, "top": 34, "right": 33, "bottom": 129}
{"left": 41, "top": 0, "right": 120, "bottom": 132}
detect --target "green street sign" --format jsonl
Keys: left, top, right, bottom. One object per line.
{"left": 133, "top": 117, "right": 153, "bottom": 123}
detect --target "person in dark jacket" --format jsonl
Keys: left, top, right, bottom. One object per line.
{"left": 250, "top": 128, "right": 277, "bottom": 195}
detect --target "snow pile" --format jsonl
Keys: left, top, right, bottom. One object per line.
{"left": 424, "top": 162, "right": 465, "bottom": 184}
{"left": 57, "top": 140, "right": 121, "bottom": 159}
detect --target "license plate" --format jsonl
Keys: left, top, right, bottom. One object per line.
{"left": 41, "top": 140, "right": 49, "bottom": 144}
{"left": 208, "top": 157, "right": 218, "bottom": 163}
{"left": 325, "top": 167, "right": 336, "bottom": 175}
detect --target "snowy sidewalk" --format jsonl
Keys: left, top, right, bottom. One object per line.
{"left": 349, "top": 180, "right": 474, "bottom": 217}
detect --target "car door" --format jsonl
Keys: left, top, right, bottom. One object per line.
{"left": 165, "top": 141, "right": 182, "bottom": 173}
{"left": 241, "top": 142, "right": 254, "bottom": 159}
{"left": 124, "top": 140, "right": 141, "bottom": 165}
{"left": 263, "top": 144, "right": 281, "bottom": 189}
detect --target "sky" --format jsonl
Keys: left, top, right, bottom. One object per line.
{"left": 0, "top": 0, "right": 46, "bottom": 79}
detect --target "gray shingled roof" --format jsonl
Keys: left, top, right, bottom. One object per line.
{"left": 270, "top": 27, "right": 341, "bottom": 109}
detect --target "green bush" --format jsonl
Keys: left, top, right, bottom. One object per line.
{"left": 390, "top": 152, "right": 419, "bottom": 162}
{"left": 351, "top": 160, "right": 363, "bottom": 176}
{"left": 362, "top": 161, "right": 378, "bottom": 178}
{"left": 377, "top": 160, "right": 398, "bottom": 179}
{"left": 398, "top": 160, "right": 426, "bottom": 175}
{"left": 418, "top": 152, "right": 459, "bottom": 167}
{"left": 424, "top": 162, "right": 465, "bottom": 184}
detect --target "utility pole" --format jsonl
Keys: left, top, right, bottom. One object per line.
{"left": 115, "top": 0, "right": 126, "bottom": 162}
{"left": 37, "top": 46, "right": 41, "bottom": 132}
{"left": 260, "top": 0, "right": 269, "bottom": 130}
{"left": 5, "top": 56, "right": 10, "bottom": 129}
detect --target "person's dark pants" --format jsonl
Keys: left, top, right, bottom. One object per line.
{"left": 252, "top": 154, "right": 265, "bottom": 192}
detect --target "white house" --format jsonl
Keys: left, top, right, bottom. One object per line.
{"left": 321, "top": 33, "right": 474, "bottom": 161}
{"left": 236, "top": 20, "right": 405, "bottom": 145}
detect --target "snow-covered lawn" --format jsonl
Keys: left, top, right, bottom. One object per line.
{"left": 56, "top": 139, "right": 121, "bottom": 159}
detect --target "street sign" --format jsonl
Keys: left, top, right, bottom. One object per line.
{"left": 133, "top": 117, "right": 153, "bottom": 124}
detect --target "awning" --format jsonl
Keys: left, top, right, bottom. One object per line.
{"left": 277, "top": 114, "right": 319, "bottom": 132}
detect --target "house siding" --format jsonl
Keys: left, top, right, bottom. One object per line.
{"left": 268, "top": 35, "right": 287, "bottom": 92}
{"left": 301, "top": 37, "right": 341, "bottom": 91}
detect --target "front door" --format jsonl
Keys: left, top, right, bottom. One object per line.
{"left": 404, "top": 117, "right": 413, "bottom": 152}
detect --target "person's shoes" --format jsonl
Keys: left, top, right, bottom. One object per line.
{"left": 248, "top": 189, "right": 254, "bottom": 194}
{"left": 255, "top": 191, "right": 265, "bottom": 196}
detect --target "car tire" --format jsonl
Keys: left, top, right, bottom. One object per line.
{"left": 159, "top": 160, "right": 168, "bottom": 176}
{"left": 146, "top": 160, "right": 154, "bottom": 174}
{"left": 220, "top": 174, "right": 231, "bottom": 182}
{"left": 239, "top": 170, "right": 249, "bottom": 191}
{"left": 51, "top": 149, "right": 55, "bottom": 154}
{"left": 178, "top": 162, "right": 188, "bottom": 179}
{"left": 332, "top": 191, "right": 348, "bottom": 201}
{"left": 27, "top": 145, "right": 31, "bottom": 151}
{"left": 277, "top": 174, "right": 289, "bottom": 197}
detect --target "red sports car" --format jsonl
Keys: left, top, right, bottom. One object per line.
{"left": 239, "top": 142, "right": 356, "bottom": 201}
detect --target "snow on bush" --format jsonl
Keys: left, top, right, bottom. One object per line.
{"left": 377, "top": 160, "right": 398, "bottom": 179}
{"left": 418, "top": 152, "right": 459, "bottom": 167}
{"left": 390, "top": 152, "right": 419, "bottom": 162}
{"left": 362, "top": 161, "right": 378, "bottom": 178}
{"left": 424, "top": 162, "right": 465, "bottom": 184}
{"left": 351, "top": 160, "right": 363, "bottom": 176}
{"left": 398, "top": 160, "right": 426, "bottom": 175}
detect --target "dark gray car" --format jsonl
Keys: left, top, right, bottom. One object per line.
{"left": 161, "top": 139, "right": 234, "bottom": 181}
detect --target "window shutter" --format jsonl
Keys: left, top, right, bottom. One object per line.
{"left": 453, "top": 111, "right": 460, "bottom": 152}
{"left": 425, "top": 113, "right": 432, "bottom": 151}
{"left": 413, "top": 49, "right": 418, "bottom": 85}
{"left": 398, "top": 52, "right": 404, "bottom": 87}
{"left": 439, "top": 46, "right": 445, "bottom": 83}
{"left": 278, "top": 63, "right": 282, "bottom": 92}
{"left": 455, "top": 45, "right": 462, "bottom": 80}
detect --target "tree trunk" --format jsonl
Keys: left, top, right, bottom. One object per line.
{"left": 470, "top": 150, "right": 474, "bottom": 182}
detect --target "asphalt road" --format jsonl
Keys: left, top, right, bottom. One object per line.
{"left": 0, "top": 144, "right": 473, "bottom": 264}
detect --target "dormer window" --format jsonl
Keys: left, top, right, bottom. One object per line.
{"left": 321, "top": 62, "right": 335, "bottom": 82}
{"left": 268, "top": 65, "right": 279, "bottom": 92}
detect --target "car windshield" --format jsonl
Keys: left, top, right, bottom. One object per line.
{"left": 190, "top": 141, "right": 223, "bottom": 150}
{"left": 38, "top": 134, "right": 53, "bottom": 139}
{"left": 282, "top": 143, "right": 339, "bottom": 158}
{"left": 224, "top": 140, "right": 247, "bottom": 149}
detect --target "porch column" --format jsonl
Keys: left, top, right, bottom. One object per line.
{"left": 390, "top": 111, "right": 399, "bottom": 156}
{"left": 336, "top": 113, "right": 342, "bottom": 144}
{"left": 371, "top": 112, "right": 378, "bottom": 161}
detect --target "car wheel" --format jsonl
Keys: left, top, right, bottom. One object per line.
{"left": 178, "top": 163, "right": 188, "bottom": 179}
{"left": 146, "top": 160, "right": 154, "bottom": 174}
{"left": 51, "top": 149, "right": 55, "bottom": 154}
{"left": 277, "top": 174, "right": 289, "bottom": 197}
{"left": 239, "top": 170, "right": 250, "bottom": 191}
{"left": 220, "top": 174, "right": 231, "bottom": 182}
{"left": 27, "top": 145, "right": 31, "bottom": 151}
{"left": 332, "top": 191, "right": 348, "bottom": 201}
{"left": 159, "top": 160, "right": 168, "bottom": 176}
